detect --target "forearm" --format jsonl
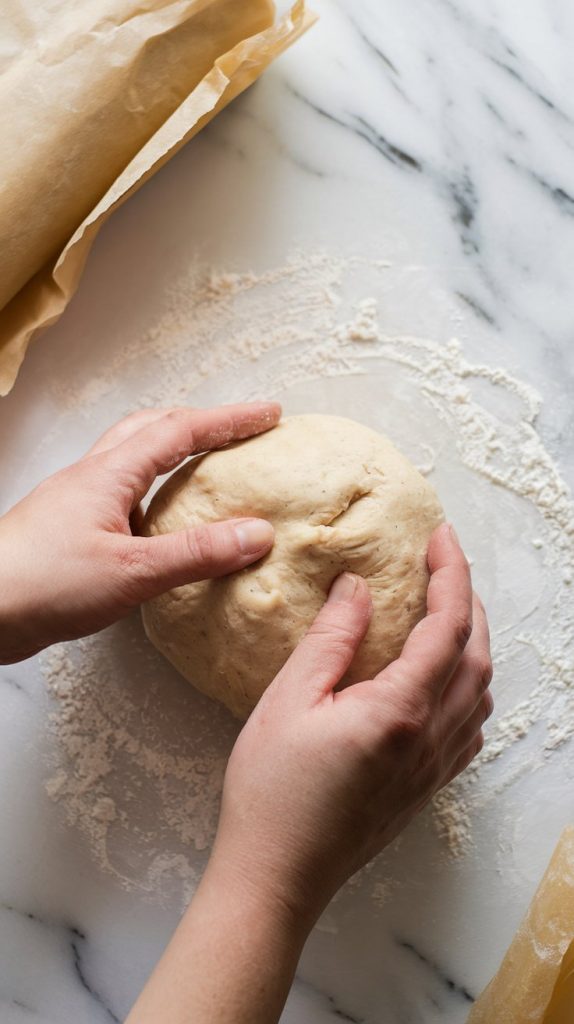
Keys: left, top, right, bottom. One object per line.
{"left": 126, "top": 856, "right": 310, "bottom": 1024}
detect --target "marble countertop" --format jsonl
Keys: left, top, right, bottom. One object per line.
{"left": 1, "top": 1, "right": 574, "bottom": 1021}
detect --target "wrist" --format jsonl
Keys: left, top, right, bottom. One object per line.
{"left": 201, "top": 844, "right": 318, "bottom": 951}
{"left": 128, "top": 838, "right": 312, "bottom": 1024}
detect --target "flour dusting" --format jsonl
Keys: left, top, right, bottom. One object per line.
{"left": 41, "top": 249, "right": 574, "bottom": 903}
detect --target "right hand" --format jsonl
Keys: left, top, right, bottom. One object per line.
{"left": 209, "top": 523, "right": 493, "bottom": 928}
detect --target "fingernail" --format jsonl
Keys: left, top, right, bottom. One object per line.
{"left": 328, "top": 572, "right": 359, "bottom": 603}
{"left": 234, "top": 519, "right": 274, "bottom": 554}
{"left": 448, "top": 523, "right": 460, "bottom": 545}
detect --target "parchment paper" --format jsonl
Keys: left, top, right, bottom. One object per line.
{"left": 0, "top": 0, "right": 314, "bottom": 395}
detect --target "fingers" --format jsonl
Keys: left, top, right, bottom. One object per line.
{"left": 84, "top": 409, "right": 175, "bottom": 458}
{"left": 123, "top": 517, "right": 275, "bottom": 599}
{"left": 440, "top": 607, "right": 494, "bottom": 785}
{"left": 440, "top": 593, "right": 492, "bottom": 735}
{"left": 445, "top": 688, "right": 493, "bottom": 767}
{"left": 442, "top": 731, "right": 485, "bottom": 788}
{"left": 105, "top": 403, "right": 282, "bottom": 504}
{"left": 377, "top": 523, "right": 472, "bottom": 701}
{"left": 272, "top": 574, "right": 373, "bottom": 706}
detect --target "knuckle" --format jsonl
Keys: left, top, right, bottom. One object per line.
{"left": 159, "top": 408, "right": 195, "bottom": 441}
{"left": 387, "top": 702, "right": 433, "bottom": 753}
{"left": 372, "top": 692, "right": 442, "bottom": 790}
{"left": 483, "top": 690, "right": 494, "bottom": 722}
{"left": 471, "top": 653, "right": 494, "bottom": 694}
{"left": 186, "top": 524, "right": 215, "bottom": 568}
{"left": 163, "top": 407, "right": 189, "bottom": 424}
{"left": 479, "top": 654, "right": 494, "bottom": 688}
{"left": 166, "top": 407, "right": 195, "bottom": 437}
{"left": 111, "top": 540, "right": 157, "bottom": 602}
{"left": 114, "top": 538, "right": 150, "bottom": 576}
{"left": 308, "top": 617, "right": 360, "bottom": 653}
{"left": 416, "top": 739, "right": 440, "bottom": 786}
{"left": 451, "top": 612, "right": 473, "bottom": 652}
{"left": 338, "top": 726, "right": 381, "bottom": 772}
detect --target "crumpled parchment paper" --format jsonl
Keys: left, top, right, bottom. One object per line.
{"left": 0, "top": 0, "right": 314, "bottom": 395}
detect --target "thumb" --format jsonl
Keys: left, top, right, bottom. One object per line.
{"left": 273, "top": 573, "right": 372, "bottom": 705}
{"left": 128, "top": 518, "right": 274, "bottom": 598}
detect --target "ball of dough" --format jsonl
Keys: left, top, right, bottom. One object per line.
{"left": 142, "top": 415, "right": 444, "bottom": 718}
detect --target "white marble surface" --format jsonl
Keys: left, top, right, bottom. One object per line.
{"left": 1, "top": 1, "right": 574, "bottom": 1021}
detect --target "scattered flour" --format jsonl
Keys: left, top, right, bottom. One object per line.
{"left": 334, "top": 296, "right": 381, "bottom": 343}
{"left": 41, "top": 249, "right": 574, "bottom": 902}
{"left": 42, "top": 622, "right": 235, "bottom": 902}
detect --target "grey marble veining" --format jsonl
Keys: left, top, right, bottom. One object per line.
{"left": 1, "top": 1, "right": 573, "bottom": 1021}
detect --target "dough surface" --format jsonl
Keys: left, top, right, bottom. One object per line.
{"left": 142, "top": 414, "right": 444, "bottom": 718}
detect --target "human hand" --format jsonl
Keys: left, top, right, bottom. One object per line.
{"left": 0, "top": 402, "right": 280, "bottom": 663}
{"left": 209, "top": 523, "right": 493, "bottom": 929}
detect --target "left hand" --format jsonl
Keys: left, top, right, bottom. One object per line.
{"left": 0, "top": 402, "right": 280, "bottom": 663}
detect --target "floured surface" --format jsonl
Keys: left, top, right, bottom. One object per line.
{"left": 43, "top": 622, "right": 235, "bottom": 903}
{"left": 1, "top": 2, "right": 573, "bottom": 1018}
{"left": 32, "top": 249, "right": 574, "bottom": 905}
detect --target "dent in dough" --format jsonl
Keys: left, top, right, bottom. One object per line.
{"left": 142, "top": 414, "right": 444, "bottom": 718}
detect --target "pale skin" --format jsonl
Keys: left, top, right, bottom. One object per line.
{"left": 0, "top": 402, "right": 493, "bottom": 1024}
